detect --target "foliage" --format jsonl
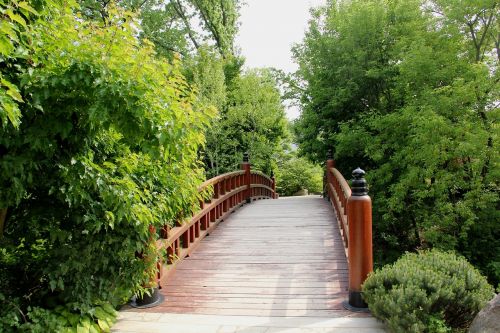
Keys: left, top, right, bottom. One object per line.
{"left": 77, "top": 1, "right": 287, "bottom": 180}
{"left": 0, "top": 1, "right": 213, "bottom": 331}
{"left": 0, "top": 302, "right": 118, "bottom": 333}
{"left": 276, "top": 154, "right": 323, "bottom": 196}
{"left": 78, "top": 0, "right": 240, "bottom": 59}
{"left": 362, "top": 250, "right": 495, "bottom": 333}
{"left": 292, "top": 0, "right": 500, "bottom": 284}
{"left": 203, "top": 69, "right": 289, "bottom": 177}
{"left": 0, "top": 0, "right": 40, "bottom": 128}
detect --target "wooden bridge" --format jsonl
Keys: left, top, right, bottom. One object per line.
{"left": 113, "top": 155, "right": 385, "bottom": 332}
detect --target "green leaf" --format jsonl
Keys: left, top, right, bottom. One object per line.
{"left": 6, "top": 87, "right": 23, "bottom": 102}
{"left": 89, "top": 323, "right": 100, "bottom": 333}
{"left": 77, "top": 324, "right": 90, "bottom": 333}
{"left": 18, "top": 1, "right": 40, "bottom": 15}
{"left": 0, "top": 21, "right": 19, "bottom": 41}
{"left": 93, "top": 307, "right": 109, "bottom": 321}
{"left": 101, "top": 303, "right": 116, "bottom": 317}
{"left": 5, "top": 9, "right": 27, "bottom": 28}
{"left": 97, "top": 319, "right": 110, "bottom": 333}
{"left": 0, "top": 35, "right": 15, "bottom": 56}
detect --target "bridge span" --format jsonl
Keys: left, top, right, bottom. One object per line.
{"left": 114, "top": 193, "right": 385, "bottom": 332}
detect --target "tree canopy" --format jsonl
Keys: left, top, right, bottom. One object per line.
{"left": 292, "top": 0, "right": 499, "bottom": 285}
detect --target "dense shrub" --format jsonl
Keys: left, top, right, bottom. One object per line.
{"left": 0, "top": 2, "right": 212, "bottom": 331}
{"left": 276, "top": 156, "right": 322, "bottom": 196}
{"left": 362, "top": 250, "right": 495, "bottom": 333}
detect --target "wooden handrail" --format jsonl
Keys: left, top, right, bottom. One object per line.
{"left": 198, "top": 170, "right": 245, "bottom": 192}
{"left": 150, "top": 158, "right": 276, "bottom": 296}
{"left": 331, "top": 168, "right": 352, "bottom": 198}
{"left": 326, "top": 166, "right": 351, "bottom": 251}
{"left": 250, "top": 170, "right": 273, "bottom": 183}
{"left": 325, "top": 155, "right": 373, "bottom": 311}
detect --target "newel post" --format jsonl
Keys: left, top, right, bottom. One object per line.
{"left": 241, "top": 152, "right": 252, "bottom": 203}
{"left": 344, "top": 168, "right": 373, "bottom": 311}
{"left": 325, "top": 149, "right": 335, "bottom": 198}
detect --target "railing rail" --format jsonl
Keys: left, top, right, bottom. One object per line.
{"left": 326, "top": 166, "right": 351, "bottom": 251}
{"left": 324, "top": 150, "right": 373, "bottom": 311}
{"left": 133, "top": 155, "right": 276, "bottom": 308}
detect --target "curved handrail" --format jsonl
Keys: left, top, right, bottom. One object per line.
{"left": 251, "top": 170, "right": 273, "bottom": 183}
{"left": 331, "top": 168, "right": 351, "bottom": 199}
{"left": 326, "top": 166, "right": 351, "bottom": 254}
{"left": 154, "top": 165, "right": 276, "bottom": 287}
{"left": 198, "top": 170, "right": 245, "bottom": 192}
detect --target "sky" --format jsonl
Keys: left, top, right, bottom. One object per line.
{"left": 235, "top": 0, "right": 326, "bottom": 119}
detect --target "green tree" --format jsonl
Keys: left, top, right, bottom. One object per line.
{"left": 78, "top": 0, "right": 240, "bottom": 58}
{"left": 276, "top": 155, "right": 323, "bottom": 196}
{"left": 293, "top": 0, "right": 499, "bottom": 284}
{"left": 0, "top": 2, "right": 213, "bottom": 331}
{"left": 0, "top": 0, "right": 41, "bottom": 128}
{"left": 203, "top": 69, "right": 289, "bottom": 177}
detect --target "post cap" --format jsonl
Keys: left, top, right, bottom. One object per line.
{"left": 243, "top": 152, "right": 249, "bottom": 163}
{"left": 351, "top": 167, "right": 368, "bottom": 196}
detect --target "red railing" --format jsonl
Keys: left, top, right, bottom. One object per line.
{"left": 325, "top": 152, "right": 373, "bottom": 311}
{"left": 134, "top": 156, "right": 276, "bottom": 307}
{"left": 325, "top": 159, "right": 351, "bottom": 251}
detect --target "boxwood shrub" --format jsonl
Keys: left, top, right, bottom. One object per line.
{"left": 362, "top": 249, "right": 495, "bottom": 333}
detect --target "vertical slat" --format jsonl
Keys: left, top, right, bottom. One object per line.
{"left": 175, "top": 239, "right": 180, "bottom": 256}
{"left": 195, "top": 221, "right": 200, "bottom": 238}
{"left": 181, "top": 229, "right": 190, "bottom": 249}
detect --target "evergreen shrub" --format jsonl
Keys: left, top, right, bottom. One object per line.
{"left": 362, "top": 249, "right": 495, "bottom": 333}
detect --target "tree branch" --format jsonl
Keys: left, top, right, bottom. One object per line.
{"left": 477, "top": 9, "right": 495, "bottom": 62}
{"left": 191, "top": 0, "right": 224, "bottom": 54}
{"left": 172, "top": 0, "right": 200, "bottom": 50}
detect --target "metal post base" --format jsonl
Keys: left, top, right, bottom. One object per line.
{"left": 130, "top": 287, "right": 165, "bottom": 309}
{"left": 342, "top": 291, "right": 370, "bottom": 313}
{"left": 246, "top": 198, "right": 251, "bottom": 203}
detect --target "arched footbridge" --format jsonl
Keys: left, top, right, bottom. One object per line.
{"left": 113, "top": 153, "right": 386, "bottom": 332}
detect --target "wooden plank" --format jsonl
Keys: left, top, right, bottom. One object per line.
{"left": 140, "top": 307, "right": 365, "bottom": 318}
{"left": 165, "top": 280, "right": 348, "bottom": 288}
{"left": 156, "top": 295, "right": 348, "bottom": 304}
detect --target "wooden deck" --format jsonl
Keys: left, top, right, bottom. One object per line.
{"left": 137, "top": 196, "right": 363, "bottom": 318}
{"left": 114, "top": 196, "right": 387, "bottom": 332}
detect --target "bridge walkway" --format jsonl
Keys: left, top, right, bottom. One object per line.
{"left": 113, "top": 197, "right": 385, "bottom": 332}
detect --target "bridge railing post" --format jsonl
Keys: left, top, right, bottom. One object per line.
{"left": 241, "top": 152, "right": 251, "bottom": 203}
{"left": 325, "top": 149, "right": 335, "bottom": 198}
{"left": 344, "top": 168, "right": 373, "bottom": 311}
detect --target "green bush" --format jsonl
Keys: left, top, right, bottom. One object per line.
{"left": 277, "top": 156, "right": 323, "bottom": 196}
{"left": 0, "top": 2, "right": 212, "bottom": 332}
{"left": 362, "top": 250, "right": 495, "bottom": 333}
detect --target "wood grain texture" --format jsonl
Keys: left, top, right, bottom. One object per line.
{"left": 137, "top": 196, "right": 364, "bottom": 317}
